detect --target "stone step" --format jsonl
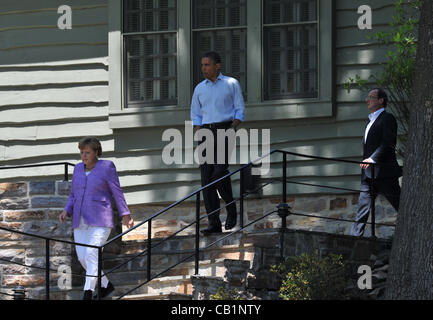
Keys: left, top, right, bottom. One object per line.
{"left": 110, "top": 258, "right": 255, "bottom": 299}
{"left": 105, "top": 258, "right": 227, "bottom": 289}
{"left": 102, "top": 241, "right": 256, "bottom": 273}
{"left": 28, "top": 230, "right": 281, "bottom": 300}
{"left": 116, "top": 228, "right": 283, "bottom": 257}
{"left": 41, "top": 258, "right": 230, "bottom": 299}
{"left": 112, "top": 293, "right": 193, "bottom": 300}
{"left": 117, "top": 231, "right": 248, "bottom": 255}
{"left": 112, "top": 275, "right": 194, "bottom": 298}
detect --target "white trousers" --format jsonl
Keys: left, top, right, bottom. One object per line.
{"left": 74, "top": 219, "right": 111, "bottom": 292}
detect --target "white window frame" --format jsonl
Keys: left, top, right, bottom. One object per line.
{"left": 108, "top": 0, "right": 334, "bottom": 129}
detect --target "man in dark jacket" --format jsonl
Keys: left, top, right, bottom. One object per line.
{"left": 350, "top": 88, "right": 402, "bottom": 236}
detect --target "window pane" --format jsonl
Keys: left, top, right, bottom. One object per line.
{"left": 124, "top": 0, "right": 177, "bottom": 32}
{"left": 193, "top": 29, "right": 247, "bottom": 98}
{"left": 264, "top": 0, "right": 317, "bottom": 24}
{"left": 193, "top": 0, "right": 247, "bottom": 28}
{"left": 264, "top": 24, "right": 318, "bottom": 100}
{"left": 125, "top": 33, "right": 177, "bottom": 106}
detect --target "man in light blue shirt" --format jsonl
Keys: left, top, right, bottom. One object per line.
{"left": 190, "top": 51, "right": 246, "bottom": 235}
{"left": 190, "top": 70, "right": 245, "bottom": 127}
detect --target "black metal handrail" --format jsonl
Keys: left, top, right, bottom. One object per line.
{"left": 99, "top": 149, "right": 401, "bottom": 299}
{"left": 0, "top": 162, "right": 75, "bottom": 181}
{"left": 0, "top": 150, "right": 402, "bottom": 300}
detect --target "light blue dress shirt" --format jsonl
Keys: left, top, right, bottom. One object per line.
{"left": 190, "top": 73, "right": 246, "bottom": 126}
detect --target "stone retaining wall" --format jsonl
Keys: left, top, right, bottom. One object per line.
{"left": 0, "top": 181, "right": 74, "bottom": 299}
{"left": 191, "top": 229, "right": 392, "bottom": 300}
{"left": 126, "top": 192, "right": 397, "bottom": 241}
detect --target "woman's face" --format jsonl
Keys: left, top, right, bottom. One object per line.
{"left": 80, "top": 145, "right": 98, "bottom": 167}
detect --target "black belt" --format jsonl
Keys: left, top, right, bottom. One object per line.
{"left": 201, "top": 121, "right": 232, "bottom": 129}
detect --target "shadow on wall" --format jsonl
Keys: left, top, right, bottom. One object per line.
{"left": 0, "top": 0, "right": 109, "bottom": 66}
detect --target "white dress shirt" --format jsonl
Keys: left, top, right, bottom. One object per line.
{"left": 364, "top": 108, "right": 385, "bottom": 144}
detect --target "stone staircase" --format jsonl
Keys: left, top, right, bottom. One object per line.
{"left": 107, "top": 231, "right": 257, "bottom": 300}
{"left": 29, "top": 228, "right": 390, "bottom": 300}
{"left": 45, "top": 230, "right": 257, "bottom": 300}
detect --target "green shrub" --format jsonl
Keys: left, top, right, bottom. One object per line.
{"left": 209, "top": 287, "right": 244, "bottom": 300}
{"left": 271, "top": 250, "right": 347, "bottom": 300}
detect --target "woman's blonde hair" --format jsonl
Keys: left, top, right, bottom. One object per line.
{"left": 78, "top": 137, "right": 102, "bottom": 157}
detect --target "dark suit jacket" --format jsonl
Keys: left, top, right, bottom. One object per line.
{"left": 362, "top": 110, "right": 403, "bottom": 180}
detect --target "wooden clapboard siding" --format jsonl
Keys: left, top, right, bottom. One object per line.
{"left": 335, "top": 4, "right": 395, "bottom": 28}
{"left": 0, "top": 1, "right": 108, "bottom": 65}
{"left": 1, "top": 26, "right": 107, "bottom": 51}
{"left": 336, "top": 103, "right": 368, "bottom": 121}
{"left": 0, "top": 120, "right": 112, "bottom": 142}
{"left": 0, "top": 86, "right": 108, "bottom": 106}
{"left": 0, "top": 6, "right": 107, "bottom": 29}
{"left": 0, "top": 105, "right": 109, "bottom": 124}
{"left": 0, "top": 0, "right": 401, "bottom": 206}
{"left": 0, "top": 1, "right": 112, "bottom": 190}
{"left": 337, "top": 65, "right": 384, "bottom": 86}
{"left": 0, "top": 136, "right": 362, "bottom": 175}
{"left": 0, "top": 57, "right": 108, "bottom": 68}
{"left": 336, "top": 46, "right": 391, "bottom": 66}
{"left": 0, "top": 69, "right": 108, "bottom": 86}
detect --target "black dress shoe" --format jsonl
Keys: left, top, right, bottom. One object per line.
{"left": 93, "top": 282, "right": 115, "bottom": 300}
{"left": 200, "top": 226, "right": 222, "bottom": 235}
{"left": 225, "top": 212, "right": 237, "bottom": 230}
{"left": 82, "top": 290, "right": 93, "bottom": 300}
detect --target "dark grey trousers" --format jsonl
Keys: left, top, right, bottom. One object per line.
{"left": 350, "top": 177, "right": 401, "bottom": 236}
{"left": 199, "top": 126, "right": 237, "bottom": 228}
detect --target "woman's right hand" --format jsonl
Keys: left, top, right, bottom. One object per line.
{"left": 59, "top": 210, "right": 69, "bottom": 223}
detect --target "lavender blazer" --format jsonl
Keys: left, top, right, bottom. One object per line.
{"left": 64, "top": 160, "right": 130, "bottom": 229}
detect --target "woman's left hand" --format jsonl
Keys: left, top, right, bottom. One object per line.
{"left": 122, "top": 214, "right": 134, "bottom": 229}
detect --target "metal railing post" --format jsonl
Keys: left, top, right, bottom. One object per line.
{"left": 64, "top": 163, "right": 69, "bottom": 181}
{"left": 195, "top": 192, "right": 200, "bottom": 275}
{"left": 239, "top": 168, "right": 244, "bottom": 229}
{"left": 370, "top": 164, "right": 376, "bottom": 238}
{"left": 97, "top": 247, "right": 102, "bottom": 300}
{"left": 277, "top": 203, "right": 290, "bottom": 262}
{"left": 45, "top": 239, "right": 50, "bottom": 300}
{"left": 147, "top": 220, "right": 152, "bottom": 282}
{"left": 282, "top": 153, "right": 287, "bottom": 203}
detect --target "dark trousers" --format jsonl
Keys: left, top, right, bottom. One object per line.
{"left": 350, "top": 177, "right": 401, "bottom": 236}
{"left": 199, "top": 124, "right": 237, "bottom": 228}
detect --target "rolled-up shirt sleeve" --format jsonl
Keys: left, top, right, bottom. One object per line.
{"left": 190, "top": 88, "right": 203, "bottom": 126}
{"left": 232, "top": 80, "right": 245, "bottom": 122}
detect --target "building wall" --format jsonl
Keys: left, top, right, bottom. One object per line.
{"left": 0, "top": 0, "right": 400, "bottom": 207}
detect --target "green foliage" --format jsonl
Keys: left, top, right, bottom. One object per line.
{"left": 271, "top": 250, "right": 347, "bottom": 300}
{"left": 343, "top": 0, "right": 422, "bottom": 157}
{"left": 209, "top": 287, "right": 244, "bottom": 300}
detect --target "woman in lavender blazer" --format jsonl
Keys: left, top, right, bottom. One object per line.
{"left": 59, "top": 137, "right": 134, "bottom": 300}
